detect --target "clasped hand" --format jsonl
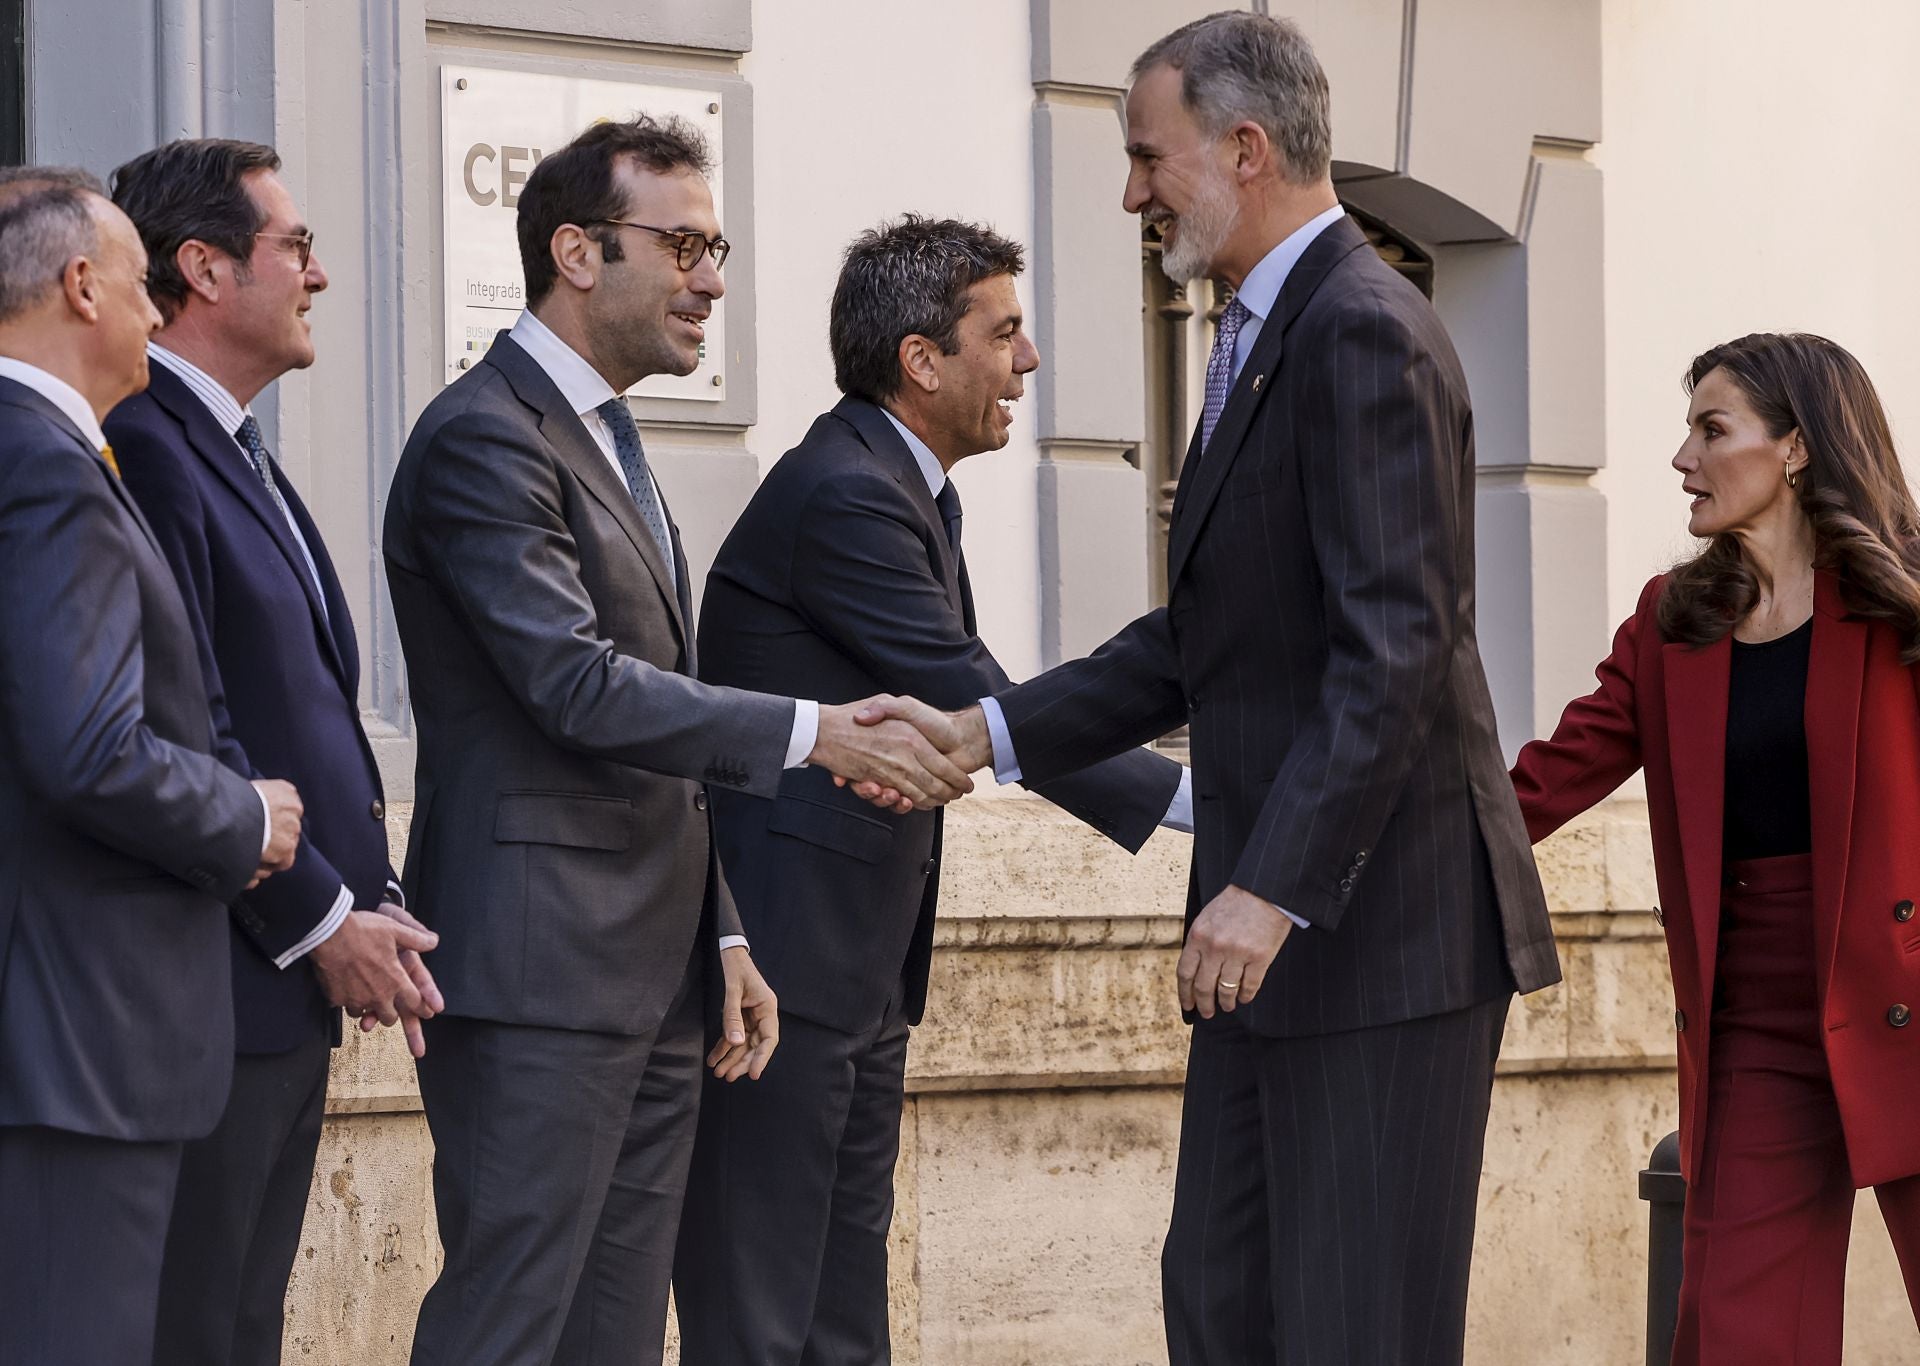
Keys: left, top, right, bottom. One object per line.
{"left": 811, "top": 696, "right": 993, "bottom": 813}
{"left": 311, "top": 902, "right": 445, "bottom": 1058}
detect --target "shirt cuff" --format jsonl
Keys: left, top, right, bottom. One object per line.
{"left": 717, "top": 934, "right": 750, "bottom": 952}
{"left": 1260, "top": 893, "right": 1310, "bottom": 930}
{"left": 274, "top": 884, "right": 355, "bottom": 969}
{"left": 1161, "top": 768, "right": 1195, "bottom": 833}
{"left": 784, "top": 699, "right": 820, "bottom": 769}
{"left": 257, "top": 784, "right": 272, "bottom": 857}
{"left": 978, "top": 696, "right": 1022, "bottom": 785}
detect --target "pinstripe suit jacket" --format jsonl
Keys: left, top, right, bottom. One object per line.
{"left": 995, "top": 215, "right": 1559, "bottom": 1036}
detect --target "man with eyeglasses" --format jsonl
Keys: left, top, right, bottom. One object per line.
{"left": 384, "top": 115, "right": 974, "bottom": 1366}
{"left": 103, "top": 138, "right": 442, "bottom": 1366}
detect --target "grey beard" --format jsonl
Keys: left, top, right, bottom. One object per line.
{"left": 1157, "top": 180, "right": 1237, "bottom": 284}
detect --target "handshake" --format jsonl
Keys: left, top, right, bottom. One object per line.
{"left": 808, "top": 696, "right": 996, "bottom": 811}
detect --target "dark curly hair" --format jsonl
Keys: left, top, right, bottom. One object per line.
{"left": 1659, "top": 332, "right": 1920, "bottom": 661}
{"left": 829, "top": 214, "right": 1024, "bottom": 403}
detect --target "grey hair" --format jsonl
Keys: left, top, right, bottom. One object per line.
{"left": 0, "top": 166, "right": 108, "bottom": 324}
{"left": 1132, "top": 11, "right": 1332, "bottom": 185}
{"left": 830, "top": 214, "right": 1025, "bottom": 403}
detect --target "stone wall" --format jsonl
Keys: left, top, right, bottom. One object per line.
{"left": 282, "top": 793, "right": 1911, "bottom": 1363}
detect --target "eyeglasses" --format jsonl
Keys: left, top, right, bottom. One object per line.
{"left": 593, "top": 220, "right": 730, "bottom": 272}
{"left": 255, "top": 229, "right": 315, "bottom": 271}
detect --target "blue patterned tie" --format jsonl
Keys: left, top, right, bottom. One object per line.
{"left": 1199, "top": 296, "right": 1252, "bottom": 453}
{"left": 233, "top": 415, "right": 293, "bottom": 521}
{"left": 594, "top": 398, "right": 676, "bottom": 586}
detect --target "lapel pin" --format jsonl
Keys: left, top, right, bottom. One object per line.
{"left": 1251, "top": 374, "right": 1264, "bottom": 392}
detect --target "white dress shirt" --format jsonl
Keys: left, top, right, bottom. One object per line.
{"left": 878, "top": 409, "right": 1194, "bottom": 834}
{"left": 0, "top": 355, "right": 289, "bottom": 918}
{"left": 144, "top": 344, "right": 355, "bottom": 965}
{"left": 975, "top": 209, "right": 1350, "bottom": 928}
{"left": 509, "top": 311, "right": 819, "bottom": 952}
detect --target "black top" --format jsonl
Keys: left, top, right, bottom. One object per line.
{"left": 1723, "top": 617, "right": 1814, "bottom": 861}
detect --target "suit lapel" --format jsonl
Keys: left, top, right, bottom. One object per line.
{"left": 485, "top": 335, "right": 687, "bottom": 649}
{"left": 1663, "top": 632, "right": 1731, "bottom": 1013}
{"left": 1806, "top": 570, "right": 1866, "bottom": 995}
{"left": 0, "top": 380, "right": 168, "bottom": 560}
{"left": 1166, "top": 215, "right": 1371, "bottom": 592}
{"left": 144, "top": 365, "right": 346, "bottom": 679}
{"left": 837, "top": 398, "right": 966, "bottom": 620}
{"left": 276, "top": 468, "right": 359, "bottom": 690}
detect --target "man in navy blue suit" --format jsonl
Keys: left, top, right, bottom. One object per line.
{"left": 107, "top": 139, "right": 442, "bottom": 1366}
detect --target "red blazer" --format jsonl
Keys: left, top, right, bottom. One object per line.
{"left": 1513, "top": 570, "right": 1920, "bottom": 1187}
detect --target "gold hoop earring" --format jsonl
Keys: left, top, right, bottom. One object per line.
{"left": 1785, "top": 463, "right": 1800, "bottom": 490}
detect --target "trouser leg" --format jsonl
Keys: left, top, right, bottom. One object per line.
{"left": 555, "top": 966, "right": 707, "bottom": 1366}
{"left": 1258, "top": 996, "right": 1509, "bottom": 1366}
{"left": 799, "top": 1000, "right": 910, "bottom": 1366}
{"left": 675, "top": 1009, "right": 867, "bottom": 1366}
{"left": 1161, "top": 1014, "right": 1273, "bottom": 1366}
{"left": 150, "top": 1032, "right": 331, "bottom": 1366}
{"left": 0, "top": 1124, "right": 182, "bottom": 1366}
{"left": 407, "top": 1016, "right": 653, "bottom": 1366}
{"left": 1670, "top": 1059, "right": 1854, "bottom": 1366}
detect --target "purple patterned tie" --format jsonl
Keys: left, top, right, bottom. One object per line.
{"left": 1199, "top": 296, "right": 1252, "bottom": 453}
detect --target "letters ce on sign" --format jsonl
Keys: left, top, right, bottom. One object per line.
{"left": 440, "top": 66, "right": 726, "bottom": 400}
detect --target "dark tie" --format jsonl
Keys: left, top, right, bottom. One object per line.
{"left": 934, "top": 479, "right": 963, "bottom": 558}
{"left": 1199, "top": 296, "right": 1252, "bottom": 453}
{"left": 594, "top": 397, "right": 677, "bottom": 586}
{"left": 233, "top": 415, "right": 293, "bottom": 521}
{"left": 934, "top": 479, "right": 975, "bottom": 632}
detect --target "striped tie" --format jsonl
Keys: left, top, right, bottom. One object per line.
{"left": 596, "top": 397, "right": 677, "bottom": 586}
{"left": 1199, "top": 296, "right": 1251, "bottom": 453}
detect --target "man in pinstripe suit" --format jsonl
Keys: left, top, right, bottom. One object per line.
{"left": 866, "top": 13, "right": 1559, "bottom": 1364}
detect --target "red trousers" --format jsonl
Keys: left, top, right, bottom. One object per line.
{"left": 1673, "top": 854, "right": 1920, "bottom": 1364}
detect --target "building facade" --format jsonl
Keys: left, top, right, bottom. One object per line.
{"left": 11, "top": 0, "right": 1920, "bottom": 1360}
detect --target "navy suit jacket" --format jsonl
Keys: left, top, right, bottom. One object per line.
{"left": 699, "top": 397, "right": 1183, "bottom": 1034}
{"left": 109, "top": 361, "right": 396, "bottom": 1054}
{"left": 0, "top": 376, "right": 262, "bottom": 1138}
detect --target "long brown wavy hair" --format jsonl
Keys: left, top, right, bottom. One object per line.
{"left": 1658, "top": 332, "right": 1920, "bottom": 661}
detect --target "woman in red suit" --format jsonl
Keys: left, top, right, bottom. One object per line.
{"left": 1512, "top": 332, "right": 1920, "bottom": 1363}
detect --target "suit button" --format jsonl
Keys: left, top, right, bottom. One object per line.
{"left": 1897, "top": 900, "right": 1915, "bottom": 923}
{"left": 1890, "top": 1005, "right": 1912, "bottom": 1029}
{"left": 1338, "top": 878, "right": 1353, "bottom": 893}
{"left": 1674, "top": 1010, "right": 1686, "bottom": 1032}
{"left": 1354, "top": 851, "right": 1368, "bottom": 866}
{"left": 1187, "top": 692, "right": 1202, "bottom": 713}
{"left": 694, "top": 792, "right": 708, "bottom": 812}
{"left": 370, "top": 799, "right": 385, "bottom": 821}
{"left": 1652, "top": 905, "right": 1665, "bottom": 927}
{"left": 922, "top": 858, "right": 936, "bottom": 875}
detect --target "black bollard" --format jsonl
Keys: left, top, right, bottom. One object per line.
{"left": 1637, "top": 1130, "right": 1686, "bottom": 1366}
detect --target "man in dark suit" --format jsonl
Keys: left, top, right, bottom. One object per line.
{"left": 871, "top": 16, "right": 1561, "bottom": 1365}
{"left": 0, "top": 167, "right": 304, "bottom": 1366}
{"left": 674, "top": 216, "right": 1188, "bottom": 1365}
{"left": 384, "top": 117, "right": 972, "bottom": 1366}
{"left": 105, "top": 139, "right": 443, "bottom": 1366}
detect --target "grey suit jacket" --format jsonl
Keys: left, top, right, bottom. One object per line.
{"left": 383, "top": 333, "right": 794, "bottom": 1036}
{"left": 0, "top": 377, "right": 264, "bottom": 1140}
{"left": 995, "top": 216, "right": 1560, "bottom": 1037}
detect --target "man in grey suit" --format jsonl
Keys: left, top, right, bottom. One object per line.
{"left": 870, "top": 15, "right": 1560, "bottom": 1365}
{"left": 385, "top": 117, "right": 971, "bottom": 1366}
{"left": 0, "top": 167, "right": 303, "bottom": 1366}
